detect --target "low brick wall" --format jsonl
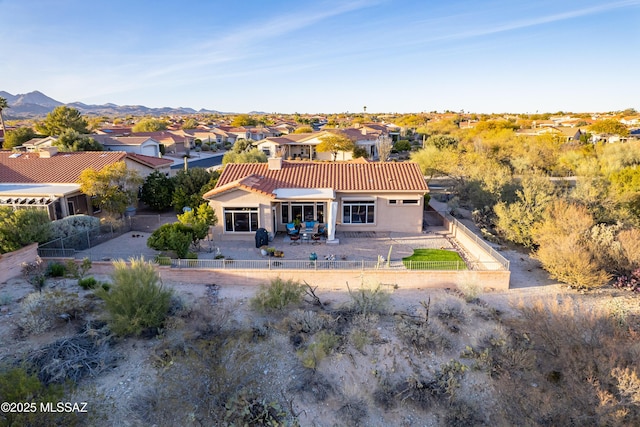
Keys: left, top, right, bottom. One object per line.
{"left": 87, "top": 262, "right": 510, "bottom": 292}
{"left": 0, "top": 243, "right": 39, "bottom": 283}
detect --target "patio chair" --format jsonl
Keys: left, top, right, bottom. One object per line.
{"left": 286, "top": 222, "right": 299, "bottom": 236}
{"left": 304, "top": 221, "right": 317, "bottom": 234}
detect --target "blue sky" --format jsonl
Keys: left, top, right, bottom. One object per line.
{"left": 2, "top": 0, "right": 639, "bottom": 114}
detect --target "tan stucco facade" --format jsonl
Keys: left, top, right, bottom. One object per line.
{"left": 208, "top": 188, "right": 425, "bottom": 238}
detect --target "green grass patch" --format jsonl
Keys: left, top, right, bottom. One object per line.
{"left": 402, "top": 249, "right": 466, "bottom": 270}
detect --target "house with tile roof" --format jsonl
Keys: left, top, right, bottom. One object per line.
{"left": 90, "top": 135, "right": 161, "bottom": 157}
{"left": 0, "top": 148, "right": 172, "bottom": 219}
{"left": 255, "top": 128, "right": 387, "bottom": 161}
{"left": 202, "top": 158, "right": 429, "bottom": 242}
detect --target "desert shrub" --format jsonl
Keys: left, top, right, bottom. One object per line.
{"left": 22, "top": 257, "right": 46, "bottom": 292}
{"left": 618, "top": 228, "right": 640, "bottom": 271}
{"left": 154, "top": 255, "right": 172, "bottom": 266}
{"left": 50, "top": 214, "right": 100, "bottom": 240}
{"left": 65, "top": 257, "right": 92, "bottom": 280}
{"left": 444, "top": 398, "right": 486, "bottom": 427}
{"left": 0, "top": 293, "right": 12, "bottom": 306}
{"left": 0, "top": 365, "right": 80, "bottom": 426}
{"left": 397, "top": 318, "right": 452, "bottom": 352}
{"left": 533, "top": 200, "right": 610, "bottom": 289}
{"left": 17, "top": 290, "right": 90, "bottom": 337}
{"left": 456, "top": 280, "right": 481, "bottom": 302}
{"left": 349, "top": 329, "right": 370, "bottom": 353}
{"left": 297, "top": 331, "right": 340, "bottom": 369}
{"left": 493, "top": 296, "right": 640, "bottom": 426}
{"left": 131, "top": 330, "right": 297, "bottom": 426}
{"left": 345, "top": 282, "right": 390, "bottom": 318}
{"left": 289, "top": 368, "right": 333, "bottom": 402}
{"left": 96, "top": 258, "right": 173, "bottom": 337}
{"left": 46, "top": 261, "right": 66, "bottom": 277}
{"left": 395, "top": 360, "right": 468, "bottom": 411}
{"left": 250, "top": 278, "right": 304, "bottom": 312}
{"left": 337, "top": 399, "right": 368, "bottom": 426}
{"left": 78, "top": 276, "right": 98, "bottom": 290}
{"left": 433, "top": 296, "right": 468, "bottom": 332}
{"left": 223, "top": 392, "right": 287, "bottom": 426}
{"left": 282, "top": 309, "right": 336, "bottom": 334}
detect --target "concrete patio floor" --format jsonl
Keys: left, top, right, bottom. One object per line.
{"left": 76, "top": 227, "right": 454, "bottom": 263}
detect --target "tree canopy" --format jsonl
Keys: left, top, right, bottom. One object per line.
{"left": 317, "top": 132, "right": 355, "bottom": 161}
{"left": 589, "top": 119, "right": 630, "bottom": 136}
{"left": 55, "top": 129, "right": 104, "bottom": 151}
{"left": 140, "top": 171, "right": 174, "bottom": 211}
{"left": 0, "top": 207, "right": 52, "bottom": 254}
{"left": 35, "top": 106, "right": 89, "bottom": 136}
{"left": 222, "top": 148, "right": 267, "bottom": 164}
{"left": 132, "top": 118, "right": 168, "bottom": 133}
{"left": 171, "top": 168, "right": 212, "bottom": 212}
{"left": 78, "top": 162, "right": 142, "bottom": 217}
{"left": 3, "top": 126, "right": 36, "bottom": 150}
{"left": 231, "top": 114, "right": 257, "bottom": 127}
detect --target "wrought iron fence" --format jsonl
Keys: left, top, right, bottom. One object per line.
{"left": 37, "top": 215, "right": 176, "bottom": 258}
{"left": 161, "top": 258, "right": 498, "bottom": 271}
{"left": 439, "top": 211, "right": 510, "bottom": 271}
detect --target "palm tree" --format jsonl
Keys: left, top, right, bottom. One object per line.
{"left": 0, "top": 97, "right": 8, "bottom": 144}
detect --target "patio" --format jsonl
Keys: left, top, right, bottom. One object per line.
{"left": 73, "top": 226, "right": 455, "bottom": 265}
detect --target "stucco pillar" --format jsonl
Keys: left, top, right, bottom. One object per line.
{"left": 327, "top": 201, "right": 339, "bottom": 245}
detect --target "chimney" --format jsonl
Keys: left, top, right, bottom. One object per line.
{"left": 39, "top": 146, "right": 58, "bottom": 158}
{"left": 268, "top": 156, "right": 282, "bottom": 171}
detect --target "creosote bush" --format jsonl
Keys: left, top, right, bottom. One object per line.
{"left": 250, "top": 278, "right": 304, "bottom": 312}
{"left": 97, "top": 257, "right": 173, "bottom": 337}
{"left": 345, "top": 282, "right": 390, "bottom": 317}
{"left": 17, "top": 290, "right": 90, "bottom": 337}
{"left": 297, "top": 331, "right": 341, "bottom": 370}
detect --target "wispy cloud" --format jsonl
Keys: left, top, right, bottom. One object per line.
{"left": 437, "top": 0, "right": 640, "bottom": 41}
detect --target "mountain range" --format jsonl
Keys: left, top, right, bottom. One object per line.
{"left": 0, "top": 90, "right": 225, "bottom": 118}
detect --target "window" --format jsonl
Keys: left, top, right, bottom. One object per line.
{"left": 402, "top": 199, "right": 419, "bottom": 205}
{"left": 343, "top": 200, "right": 375, "bottom": 224}
{"left": 282, "top": 202, "right": 325, "bottom": 223}
{"left": 389, "top": 200, "right": 398, "bottom": 205}
{"left": 224, "top": 207, "right": 258, "bottom": 232}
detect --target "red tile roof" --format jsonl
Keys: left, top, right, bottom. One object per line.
{"left": 204, "top": 161, "right": 428, "bottom": 199}
{"left": 0, "top": 151, "right": 126, "bottom": 183}
{"left": 126, "top": 153, "right": 173, "bottom": 168}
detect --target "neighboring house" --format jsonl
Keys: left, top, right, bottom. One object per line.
{"left": 217, "top": 126, "right": 281, "bottom": 142}
{"left": 129, "top": 131, "right": 195, "bottom": 155}
{"left": 90, "top": 135, "right": 161, "bottom": 157}
{"left": 182, "top": 129, "right": 228, "bottom": 145}
{"left": 203, "top": 158, "right": 429, "bottom": 241}
{"left": 621, "top": 116, "right": 640, "bottom": 126}
{"left": 590, "top": 133, "right": 629, "bottom": 144}
{"left": 94, "top": 127, "right": 133, "bottom": 136}
{"left": 21, "top": 136, "right": 59, "bottom": 152}
{"left": 255, "top": 128, "right": 385, "bottom": 161}
{"left": 0, "top": 148, "right": 172, "bottom": 219}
